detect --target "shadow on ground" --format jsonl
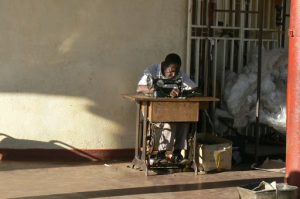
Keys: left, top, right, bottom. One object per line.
{"left": 11, "top": 177, "right": 283, "bottom": 199}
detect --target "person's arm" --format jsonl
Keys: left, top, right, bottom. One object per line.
{"left": 181, "top": 72, "right": 198, "bottom": 90}
{"left": 136, "top": 85, "right": 154, "bottom": 94}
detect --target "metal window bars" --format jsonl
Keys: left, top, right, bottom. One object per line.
{"left": 186, "top": 0, "right": 289, "bottom": 99}
{"left": 186, "top": 0, "right": 290, "bottom": 160}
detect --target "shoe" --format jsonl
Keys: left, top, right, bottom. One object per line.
{"left": 154, "top": 151, "right": 167, "bottom": 165}
{"left": 172, "top": 153, "right": 184, "bottom": 164}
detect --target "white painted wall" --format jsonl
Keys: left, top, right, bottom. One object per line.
{"left": 0, "top": 0, "right": 187, "bottom": 149}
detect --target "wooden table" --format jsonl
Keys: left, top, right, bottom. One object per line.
{"left": 123, "top": 94, "right": 219, "bottom": 175}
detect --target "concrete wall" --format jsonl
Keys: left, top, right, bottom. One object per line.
{"left": 0, "top": 0, "right": 187, "bottom": 150}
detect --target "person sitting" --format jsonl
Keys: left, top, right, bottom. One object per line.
{"left": 136, "top": 53, "right": 197, "bottom": 164}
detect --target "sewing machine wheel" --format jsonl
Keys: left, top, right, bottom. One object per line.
{"left": 146, "top": 123, "right": 156, "bottom": 155}
{"left": 146, "top": 74, "right": 153, "bottom": 90}
{"left": 146, "top": 136, "right": 154, "bottom": 155}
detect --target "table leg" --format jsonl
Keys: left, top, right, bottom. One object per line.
{"left": 141, "top": 102, "right": 149, "bottom": 175}
{"left": 135, "top": 104, "right": 141, "bottom": 158}
{"left": 132, "top": 103, "right": 141, "bottom": 168}
{"left": 131, "top": 102, "right": 148, "bottom": 173}
{"left": 131, "top": 157, "right": 147, "bottom": 171}
{"left": 192, "top": 123, "right": 198, "bottom": 175}
{"left": 132, "top": 102, "right": 146, "bottom": 170}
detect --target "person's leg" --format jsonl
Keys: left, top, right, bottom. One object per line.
{"left": 174, "top": 122, "right": 189, "bottom": 150}
{"left": 153, "top": 123, "right": 175, "bottom": 163}
{"left": 173, "top": 122, "right": 190, "bottom": 163}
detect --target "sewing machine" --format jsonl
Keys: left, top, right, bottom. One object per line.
{"left": 146, "top": 74, "right": 202, "bottom": 98}
{"left": 146, "top": 75, "right": 183, "bottom": 97}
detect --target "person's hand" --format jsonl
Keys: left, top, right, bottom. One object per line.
{"left": 147, "top": 87, "right": 155, "bottom": 94}
{"left": 137, "top": 85, "right": 154, "bottom": 94}
{"left": 170, "top": 88, "right": 180, "bottom": 98}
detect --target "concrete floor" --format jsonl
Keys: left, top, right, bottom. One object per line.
{"left": 0, "top": 161, "right": 284, "bottom": 199}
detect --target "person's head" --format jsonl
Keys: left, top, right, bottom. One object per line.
{"left": 161, "top": 53, "right": 181, "bottom": 79}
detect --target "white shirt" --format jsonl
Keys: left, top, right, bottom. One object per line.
{"left": 138, "top": 64, "right": 197, "bottom": 90}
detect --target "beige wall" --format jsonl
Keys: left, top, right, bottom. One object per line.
{"left": 0, "top": 0, "right": 187, "bottom": 149}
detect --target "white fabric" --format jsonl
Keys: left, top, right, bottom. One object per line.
{"left": 221, "top": 48, "right": 287, "bottom": 133}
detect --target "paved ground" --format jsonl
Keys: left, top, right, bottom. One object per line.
{"left": 0, "top": 161, "right": 285, "bottom": 199}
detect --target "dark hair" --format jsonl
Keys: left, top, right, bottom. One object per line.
{"left": 161, "top": 53, "right": 181, "bottom": 75}
{"left": 164, "top": 53, "right": 181, "bottom": 66}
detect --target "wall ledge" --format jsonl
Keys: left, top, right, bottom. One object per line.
{"left": 0, "top": 148, "right": 134, "bottom": 162}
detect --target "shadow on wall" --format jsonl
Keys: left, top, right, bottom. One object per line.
{"left": 0, "top": 0, "right": 154, "bottom": 150}
{"left": 0, "top": 38, "right": 138, "bottom": 150}
{"left": 0, "top": 52, "right": 136, "bottom": 129}
{"left": 0, "top": 54, "right": 137, "bottom": 150}
{"left": 0, "top": 133, "right": 101, "bottom": 162}
{"left": 0, "top": 53, "right": 137, "bottom": 151}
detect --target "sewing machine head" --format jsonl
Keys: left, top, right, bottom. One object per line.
{"left": 146, "top": 74, "right": 183, "bottom": 97}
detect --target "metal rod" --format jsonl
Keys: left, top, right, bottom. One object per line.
{"left": 233, "top": 0, "right": 236, "bottom": 27}
{"left": 195, "top": 0, "right": 201, "bottom": 85}
{"left": 221, "top": 39, "right": 227, "bottom": 98}
{"left": 255, "top": 0, "right": 264, "bottom": 165}
{"left": 255, "top": 0, "right": 259, "bottom": 32}
{"left": 204, "top": 39, "right": 208, "bottom": 95}
{"left": 267, "top": 0, "right": 271, "bottom": 30}
{"left": 281, "top": 0, "right": 287, "bottom": 47}
{"left": 230, "top": 39, "right": 234, "bottom": 71}
{"left": 238, "top": 0, "right": 245, "bottom": 71}
{"left": 213, "top": 39, "right": 218, "bottom": 99}
{"left": 224, "top": 0, "right": 228, "bottom": 27}
{"left": 214, "top": 9, "right": 259, "bottom": 14}
{"left": 191, "top": 36, "right": 278, "bottom": 42}
{"left": 249, "top": 0, "right": 253, "bottom": 28}
{"left": 186, "top": 0, "right": 193, "bottom": 75}
{"left": 215, "top": 1, "right": 219, "bottom": 26}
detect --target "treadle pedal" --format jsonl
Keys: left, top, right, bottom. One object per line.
{"left": 150, "top": 161, "right": 187, "bottom": 169}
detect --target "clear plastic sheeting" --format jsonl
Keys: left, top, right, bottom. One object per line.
{"left": 221, "top": 48, "right": 288, "bottom": 133}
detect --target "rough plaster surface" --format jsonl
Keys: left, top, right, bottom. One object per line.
{"left": 0, "top": 0, "right": 187, "bottom": 149}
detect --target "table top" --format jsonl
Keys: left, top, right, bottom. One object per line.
{"left": 122, "top": 94, "right": 219, "bottom": 102}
